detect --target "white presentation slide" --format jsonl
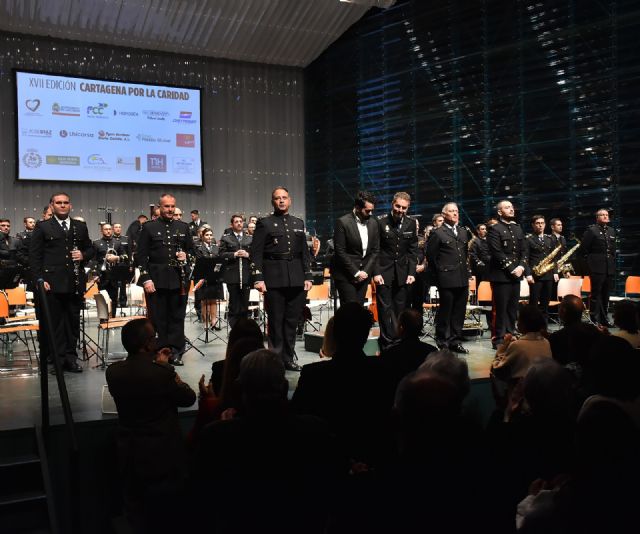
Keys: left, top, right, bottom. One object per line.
{"left": 15, "top": 71, "right": 203, "bottom": 186}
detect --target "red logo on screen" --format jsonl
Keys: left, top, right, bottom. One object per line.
{"left": 176, "top": 134, "right": 195, "bottom": 148}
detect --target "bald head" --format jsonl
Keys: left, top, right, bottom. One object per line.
{"left": 559, "top": 294, "right": 584, "bottom": 325}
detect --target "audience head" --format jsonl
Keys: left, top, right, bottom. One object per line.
{"left": 121, "top": 318, "right": 156, "bottom": 356}
{"left": 559, "top": 294, "right": 585, "bottom": 326}
{"left": 517, "top": 304, "right": 546, "bottom": 335}
{"left": 227, "top": 318, "right": 263, "bottom": 349}
{"left": 523, "top": 359, "right": 575, "bottom": 420}
{"left": 418, "top": 349, "right": 471, "bottom": 406}
{"left": 589, "top": 335, "right": 640, "bottom": 401}
{"left": 568, "top": 322, "right": 604, "bottom": 366}
{"left": 320, "top": 316, "right": 336, "bottom": 359}
{"left": 397, "top": 309, "right": 423, "bottom": 340}
{"left": 239, "top": 349, "right": 288, "bottom": 411}
{"left": 333, "top": 302, "right": 374, "bottom": 355}
{"left": 613, "top": 299, "right": 639, "bottom": 334}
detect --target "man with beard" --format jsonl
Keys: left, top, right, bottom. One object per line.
{"left": 487, "top": 200, "right": 528, "bottom": 348}
{"left": 331, "top": 191, "right": 380, "bottom": 306}
{"left": 373, "top": 192, "right": 418, "bottom": 349}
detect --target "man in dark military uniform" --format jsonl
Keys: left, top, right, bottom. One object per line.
{"left": 94, "top": 223, "right": 127, "bottom": 318}
{"left": 373, "top": 192, "right": 418, "bottom": 349}
{"left": 15, "top": 216, "right": 36, "bottom": 242}
{"left": 331, "top": 190, "right": 379, "bottom": 306}
{"left": 30, "top": 193, "right": 94, "bottom": 372}
{"left": 581, "top": 208, "right": 616, "bottom": 326}
{"left": 219, "top": 213, "right": 253, "bottom": 328}
{"left": 136, "top": 194, "right": 194, "bottom": 365}
{"left": 469, "top": 223, "right": 491, "bottom": 285}
{"left": 487, "top": 200, "right": 528, "bottom": 348}
{"left": 0, "top": 219, "right": 20, "bottom": 269}
{"left": 112, "top": 222, "right": 130, "bottom": 310}
{"left": 426, "top": 202, "right": 471, "bottom": 353}
{"left": 252, "top": 187, "right": 312, "bottom": 371}
{"left": 524, "top": 215, "right": 559, "bottom": 324}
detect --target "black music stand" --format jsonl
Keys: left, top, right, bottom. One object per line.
{"left": 78, "top": 279, "right": 100, "bottom": 362}
{"left": 192, "top": 257, "right": 227, "bottom": 345}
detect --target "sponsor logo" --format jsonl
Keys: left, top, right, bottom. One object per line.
{"left": 147, "top": 154, "right": 167, "bottom": 172}
{"left": 172, "top": 110, "right": 196, "bottom": 124}
{"left": 86, "top": 102, "right": 109, "bottom": 117}
{"left": 59, "top": 129, "right": 95, "bottom": 138}
{"left": 142, "top": 110, "right": 169, "bottom": 121}
{"left": 172, "top": 157, "right": 195, "bottom": 174}
{"left": 179, "top": 111, "right": 192, "bottom": 119}
{"left": 87, "top": 154, "right": 106, "bottom": 165}
{"left": 176, "top": 133, "right": 195, "bottom": 148}
{"left": 98, "top": 130, "right": 130, "bottom": 141}
{"left": 25, "top": 99, "right": 41, "bottom": 112}
{"left": 51, "top": 102, "right": 81, "bottom": 116}
{"left": 23, "top": 150, "right": 43, "bottom": 168}
{"left": 136, "top": 133, "right": 170, "bottom": 143}
{"left": 112, "top": 109, "right": 140, "bottom": 117}
{"left": 46, "top": 155, "right": 81, "bottom": 166}
{"left": 21, "top": 128, "right": 52, "bottom": 138}
{"left": 116, "top": 157, "right": 141, "bottom": 171}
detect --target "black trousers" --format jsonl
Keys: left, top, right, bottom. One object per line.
{"left": 435, "top": 285, "right": 469, "bottom": 346}
{"left": 36, "top": 291, "right": 82, "bottom": 366}
{"left": 529, "top": 279, "right": 553, "bottom": 323}
{"left": 98, "top": 279, "right": 119, "bottom": 318}
{"left": 264, "top": 286, "right": 306, "bottom": 365}
{"left": 376, "top": 281, "right": 409, "bottom": 349}
{"left": 491, "top": 281, "right": 520, "bottom": 344}
{"left": 146, "top": 289, "right": 188, "bottom": 355}
{"left": 335, "top": 278, "right": 369, "bottom": 306}
{"left": 590, "top": 273, "right": 612, "bottom": 324}
{"left": 117, "top": 281, "right": 128, "bottom": 308}
{"left": 227, "top": 283, "right": 251, "bottom": 328}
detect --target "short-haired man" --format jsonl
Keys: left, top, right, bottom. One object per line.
{"left": 331, "top": 191, "right": 380, "bottom": 305}
{"left": 30, "top": 193, "right": 94, "bottom": 372}
{"left": 247, "top": 221, "right": 256, "bottom": 236}
{"left": 432, "top": 213, "right": 444, "bottom": 228}
{"left": 469, "top": 222, "right": 491, "bottom": 284}
{"left": 373, "top": 192, "right": 418, "bottom": 349}
{"left": 188, "top": 209, "right": 207, "bottom": 237}
{"left": 426, "top": 202, "right": 471, "bottom": 353}
{"left": 94, "top": 223, "right": 127, "bottom": 318}
{"left": 219, "top": 213, "right": 253, "bottom": 328}
{"left": 16, "top": 216, "right": 36, "bottom": 241}
{"left": 581, "top": 208, "right": 616, "bottom": 326}
{"left": 252, "top": 187, "right": 313, "bottom": 371}
{"left": 487, "top": 200, "right": 528, "bottom": 348}
{"left": 524, "top": 215, "right": 558, "bottom": 324}
{"left": 0, "top": 219, "right": 18, "bottom": 268}
{"left": 136, "top": 194, "right": 194, "bottom": 365}
{"left": 125, "top": 214, "right": 148, "bottom": 258}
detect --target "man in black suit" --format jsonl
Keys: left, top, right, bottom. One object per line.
{"left": 525, "top": 215, "right": 559, "bottom": 324}
{"left": 136, "top": 194, "right": 194, "bottom": 365}
{"left": 549, "top": 218, "right": 567, "bottom": 255}
{"left": 469, "top": 223, "right": 491, "bottom": 284}
{"left": 252, "top": 187, "right": 313, "bottom": 371}
{"left": 331, "top": 190, "right": 379, "bottom": 306}
{"left": 581, "top": 208, "right": 616, "bottom": 326}
{"left": 426, "top": 202, "right": 471, "bottom": 353}
{"left": 373, "top": 192, "right": 418, "bottom": 349}
{"left": 219, "top": 213, "right": 253, "bottom": 328}
{"left": 487, "top": 200, "right": 528, "bottom": 348}
{"left": 0, "top": 219, "right": 20, "bottom": 268}
{"left": 188, "top": 209, "right": 206, "bottom": 237}
{"left": 29, "top": 193, "right": 94, "bottom": 372}
{"left": 94, "top": 223, "right": 127, "bottom": 318}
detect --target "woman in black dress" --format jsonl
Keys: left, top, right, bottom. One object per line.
{"left": 194, "top": 228, "right": 224, "bottom": 329}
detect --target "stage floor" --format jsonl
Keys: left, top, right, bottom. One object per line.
{"left": 0, "top": 307, "right": 499, "bottom": 432}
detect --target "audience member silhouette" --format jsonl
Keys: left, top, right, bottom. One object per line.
{"left": 549, "top": 294, "right": 588, "bottom": 364}
{"left": 612, "top": 299, "right": 640, "bottom": 348}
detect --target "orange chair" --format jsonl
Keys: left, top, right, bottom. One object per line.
{"left": 477, "top": 281, "right": 492, "bottom": 302}
{"left": 581, "top": 276, "right": 591, "bottom": 293}
{"left": 625, "top": 275, "right": 640, "bottom": 297}
{"left": 0, "top": 292, "right": 39, "bottom": 365}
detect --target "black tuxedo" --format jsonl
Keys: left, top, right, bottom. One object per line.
{"left": 374, "top": 214, "right": 418, "bottom": 348}
{"left": 487, "top": 220, "right": 528, "bottom": 344}
{"left": 29, "top": 217, "right": 94, "bottom": 367}
{"left": 525, "top": 233, "right": 556, "bottom": 322}
{"left": 219, "top": 232, "right": 253, "bottom": 327}
{"left": 331, "top": 212, "right": 379, "bottom": 305}
{"left": 581, "top": 223, "right": 616, "bottom": 324}
{"left": 426, "top": 224, "right": 470, "bottom": 347}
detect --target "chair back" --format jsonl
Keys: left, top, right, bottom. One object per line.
{"left": 5, "top": 287, "right": 27, "bottom": 307}
{"left": 581, "top": 276, "right": 591, "bottom": 293}
{"left": 625, "top": 275, "right": 640, "bottom": 296}
{"left": 94, "top": 291, "right": 111, "bottom": 322}
{"left": 307, "top": 282, "right": 329, "bottom": 300}
{"left": 520, "top": 279, "right": 530, "bottom": 298}
{"left": 84, "top": 282, "right": 99, "bottom": 300}
{"left": 477, "top": 281, "right": 492, "bottom": 302}
{"left": 557, "top": 278, "right": 582, "bottom": 299}
{"left": 0, "top": 292, "right": 9, "bottom": 318}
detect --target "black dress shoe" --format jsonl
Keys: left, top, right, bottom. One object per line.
{"left": 64, "top": 363, "right": 83, "bottom": 373}
{"left": 449, "top": 344, "right": 469, "bottom": 354}
{"left": 284, "top": 361, "right": 302, "bottom": 372}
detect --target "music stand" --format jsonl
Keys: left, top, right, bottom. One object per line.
{"left": 192, "top": 257, "right": 227, "bottom": 345}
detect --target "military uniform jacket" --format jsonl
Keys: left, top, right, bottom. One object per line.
{"left": 425, "top": 225, "right": 471, "bottom": 289}
{"left": 251, "top": 212, "right": 312, "bottom": 288}
{"left": 524, "top": 234, "right": 557, "bottom": 281}
{"left": 581, "top": 224, "right": 616, "bottom": 275}
{"left": 374, "top": 214, "right": 418, "bottom": 283}
{"left": 29, "top": 218, "right": 94, "bottom": 294}
{"left": 487, "top": 220, "right": 528, "bottom": 282}
{"left": 331, "top": 212, "right": 380, "bottom": 283}
{"left": 94, "top": 237, "right": 127, "bottom": 282}
{"left": 136, "top": 217, "right": 194, "bottom": 290}
{"left": 113, "top": 235, "right": 130, "bottom": 258}
{"left": 0, "top": 234, "right": 20, "bottom": 268}
{"left": 219, "top": 233, "right": 253, "bottom": 285}
{"left": 551, "top": 233, "right": 567, "bottom": 256}
{"left": 469, "top": 237, "right": 491, "bottom": 277}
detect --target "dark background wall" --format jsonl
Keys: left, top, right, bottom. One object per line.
{"left": 305, "top": 0, "right": 640, "bottom": 289}
{"left": 0, "top": 32, "right": 305, "bottom": 236}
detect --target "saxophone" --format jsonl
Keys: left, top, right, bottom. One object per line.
{"left": 532, "top": 241, "right": 562, "bottom": 277}
{"left": 555, "top": 239, "right": 581, "bottom": 276}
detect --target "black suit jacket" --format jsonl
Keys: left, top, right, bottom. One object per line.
{"left": 425, "top": 225, "right": 471, "bottom": 289}
{"left": 29, "top": 218, "right": 94, "bottom": 294}
{"left": 524, "top": 234, "right": 557, "bottom": 280}
{"left": 581, "top": 224, "right": 616, "bottom": 275}
{"left": 487, "top": 220, "right": 528, "bottom": 282}
{"left": 331, "top": 212, "right": 379, "bottom": 282}
{"left": 375, "top": 214, "right": 418, "bottom": 284}
{"left": 219, "top": 232, "right": 253, "bottom": 285}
